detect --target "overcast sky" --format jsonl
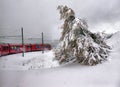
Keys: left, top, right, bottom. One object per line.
{"left": 0, "top": 0, "right": 120, "bottom": 41}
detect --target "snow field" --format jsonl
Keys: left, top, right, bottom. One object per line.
{"left": 0, "top": 51, "right": 59, "bottom": 70}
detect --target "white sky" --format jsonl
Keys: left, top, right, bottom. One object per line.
{"left": 0, "top": 0, "right": 120, "bottom": 40}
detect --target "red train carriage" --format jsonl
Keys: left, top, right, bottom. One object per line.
{"left": 0, "top": 44, "right": 10, "bottom": 56}
{"left": 9, "top": 44, "right": 23, "bottom": 54}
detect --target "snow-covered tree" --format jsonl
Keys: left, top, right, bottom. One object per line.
{"left": 55, "top": 5, "right": 111, "bottom": 65}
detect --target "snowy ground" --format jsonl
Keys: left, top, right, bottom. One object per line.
{"left": 0, "top": 51, "right": 59, "bottom": 70}
{"left": 0, "top": 32, "right": 120, "bottom": 87}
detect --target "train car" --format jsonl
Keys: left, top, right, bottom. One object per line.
{"left": 0, "top": 44, "right": 10, "bottom": 56}
{"left": 9, "top": 44, "right": 23, "bottom": 54}
{"left": 25, "top": 44, "right": 31, "bottom": 52}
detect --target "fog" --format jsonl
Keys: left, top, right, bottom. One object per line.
{"left": 0, "top": 0, "right": 120, "bottom": 42}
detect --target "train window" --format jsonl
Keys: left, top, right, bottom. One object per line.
{"left": 16, "top": 46, "right": 20, "bottom": 51}
{"left": 11, "top": 46, "right": 19, "bottom": 50}
{"left": 11, "top": 46, "right": 14, "bottom": 50}
{"left": 16, "top": 46, "right": 19, "bottom": 49}
{"left": 44, "top": 46, "right": 48, "bottom": 48}
{"left": 45, "top": 45, "right": 50, "bottom": 48}
{"left": 3, "top": 46, "right": 9, "bottom": 51}
{"left": 14, "top": 46, "right": 17, "bottom": 50}
{"left": 14, "top": 46, "right": 16, "bottom": 50}
{"left": 11, "top": 46, "right": 15, "bottom": 50}
{"left": 36, "top": 45, "right": 40, "bottom": 48}
{"left": 27, "top": 46, "right": 31, "bottom": 48}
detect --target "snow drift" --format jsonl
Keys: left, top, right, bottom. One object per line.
{"left": 55, "top": 5, "right": 111, "bottom": 65}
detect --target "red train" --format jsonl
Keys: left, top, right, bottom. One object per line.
{"left": 0, "top": 43, "right": 51, "bottom": 57}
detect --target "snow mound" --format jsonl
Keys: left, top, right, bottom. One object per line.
{"left": 0, "top": 51, "right": 59, "bottom": 70}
